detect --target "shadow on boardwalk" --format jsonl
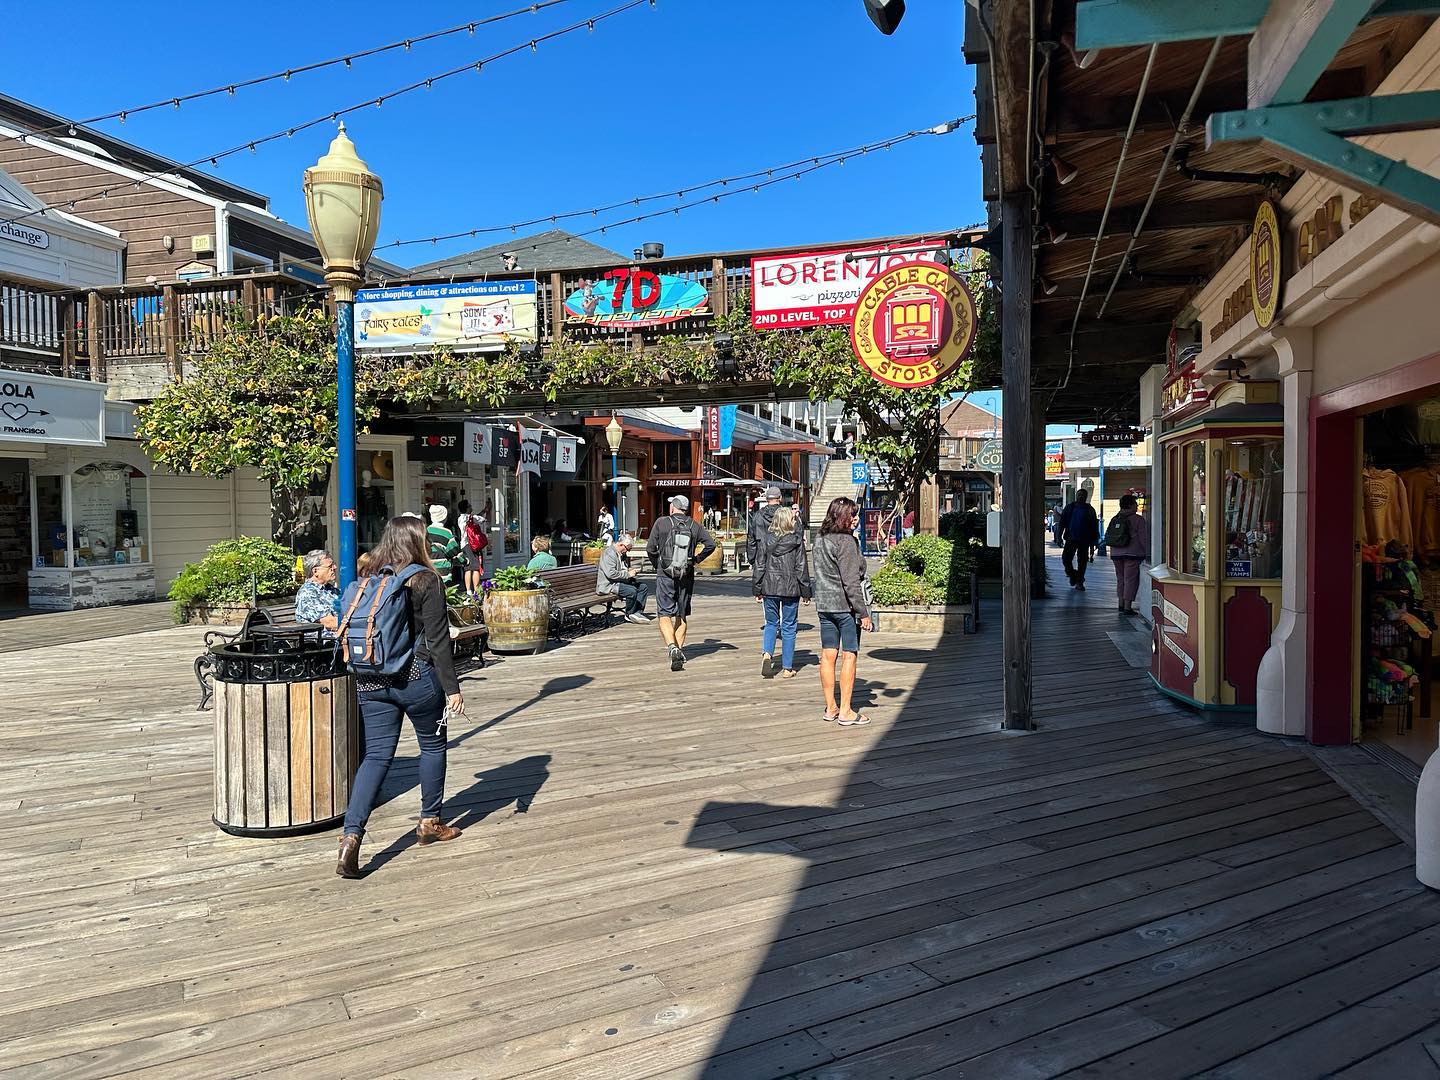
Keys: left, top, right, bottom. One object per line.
{"left": 685, "top": 555, "right": 1440, "bottom": 1079}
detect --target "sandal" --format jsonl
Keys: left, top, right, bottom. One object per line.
{"left": 822, "top": 711, "right": 838, "bottom": 722}
{"left": 780, "top": 670, "right": 797, "bottom": 679}
{"left": 837, "top": 713, "right": 873, "bottom": 727}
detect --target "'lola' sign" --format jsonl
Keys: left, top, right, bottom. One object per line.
{"left": 0, "top": 368, "right": 105, "bottom": 447}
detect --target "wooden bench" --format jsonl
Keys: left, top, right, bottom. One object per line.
{"left": 535, "top": 564, "right": 623, "bottom": 637}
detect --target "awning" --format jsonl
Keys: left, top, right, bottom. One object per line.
{"left": 755, "top": 440, "right": 819, "bottom": 452}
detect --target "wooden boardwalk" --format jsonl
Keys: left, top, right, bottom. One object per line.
{"left": 2, "top": 557, "right": 1440, "bottom": 1078}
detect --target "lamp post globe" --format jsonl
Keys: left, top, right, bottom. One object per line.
{"left": 303, "top": 124, "right": 382, "bottom": 592}
{"left": 604, "top": 416, "right": 624, "bottom": 532}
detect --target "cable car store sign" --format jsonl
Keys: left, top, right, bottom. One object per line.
{"left": 850, "top": 261, "right": 977, "bottom": 388}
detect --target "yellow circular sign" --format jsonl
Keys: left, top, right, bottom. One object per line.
{"left": 850, "top": 260, "right": 977, "bottom": 388}
{"left": 1249, "top": 199, "right": 1282, "bottom": 330}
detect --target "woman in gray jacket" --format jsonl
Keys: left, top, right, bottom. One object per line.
{"left": 753, "top": 505, "right": 810, "bottom": 679}
{"left": 811, "top": 496, "right": 873, "bottom": 726}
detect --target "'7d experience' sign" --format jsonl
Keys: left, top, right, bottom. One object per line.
{"left": 850, "top": 262, "right": 977, "bottom": 388}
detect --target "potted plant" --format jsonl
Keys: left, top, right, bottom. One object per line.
{"left": 481, "top": 565, "right": 551, "bottom": 654}
{"left": 168, "top": 537, "right": 298, "bottom": 625}
{"left": 868, "top": 534, "right": 977, "bottom": 635}
{"left": 581, "top": 537, "right": 607, "bottom": 565}
{"left": 446, "top": 583, "right": 480, "bottom": 626}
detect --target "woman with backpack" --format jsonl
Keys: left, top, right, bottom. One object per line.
{"left": 1105, "top": 492, "right": 1150, "bottom": 615}
{"left": 455, "top": 499, "right": 486, "bottom": 600}
{"left": 754, "top": 505, "right": 810, "bottom": 680}
{"left": 336, "top": 516, "right": 465, "bottom": 879}
{"left": 812, "top": 496, "right": 874, "bottom": 726}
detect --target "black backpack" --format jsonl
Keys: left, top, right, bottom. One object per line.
{"left": 1103, "top": 513, "right": 1131, "bottom": 549}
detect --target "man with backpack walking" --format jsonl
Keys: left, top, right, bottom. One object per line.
{"left": 646, "top": 495, "right": 716, "bottom": 670}
{"left": 1057, "top": 489, "right": 1100, "bottom": 591}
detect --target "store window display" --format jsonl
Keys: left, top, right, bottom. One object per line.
{"left": 70, "top": 462, "right": 149, "bottom": 566}
{"left": 1223, "top": 438, "right": 1282, "bottom": 580}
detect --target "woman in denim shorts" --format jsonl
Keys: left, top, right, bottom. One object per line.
{"left": 810, "top": 497, "right": 874, "bottom": 726}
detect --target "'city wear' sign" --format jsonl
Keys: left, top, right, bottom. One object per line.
{"left": 0, "top": 368, "right": 105, "bottom": 446}
{"left": 750, "top": 245, "right": 943, "bottom": 329}
{"left": 1249, "top": 200, "right": 1282, "bottom": 331}
{"left": 563, "top": 271, "right": 709, "bottom": 328}
{"left": 355, "top": 281, "right": 538, "bottom": 351}
{"left": 1081, "top": 425, "right": 1146, "bottom": 448}
{"left": 850, "top": 262, "right": 977, "bottom": 388}
{"left": 410, "top": 423, "right": 464, "bottom": 462}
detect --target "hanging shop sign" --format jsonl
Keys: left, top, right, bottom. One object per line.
{"left": 965, "top": 478, "right": 994, "bottom": 494}
{"left": 354, "top": 281, "right": 538, "bottom": 351}
{"left": 750, "top": 244, "right": 942, "bottom": 329}
{"left": 850, "top": 262, "right": 977, "bottom": 388}
{"left": 563, "top": 270, "right": 709, "bottom": 328}
{"left": 1249, "top": 200, "right": 1282, "bottom": 331}
{"left": 1081, "top": 424, "right": 1146, "bottom": 449}
{"left": 974, "top": 439, "right": 1003, "bottom": 470}
{"left": 0, "top": 368, "right": 105, "bottom": 446}
{"left": 518, "top": 426, "right": 542, "bottom": 478}
{"left": 463, "top": 421, "right": 488, "bottom": 464}
{"left": 409, "top": 423, "right": 464, "bottom": 462}
{"left": 705, "top": 404, "right": 737, "bottom": 455}
{"left": 1162, "top": 362, "right": 1210, "bottom": 421}
{"left": 850, "top": 461, "right": 870, "bottom": 484}
{"left": 1045, "top": 440, "right": 1066, "bottom": 480}
{"left": 490, "top": 427, "right": 518, "bottom": 469}
{"left": 0, "top": 220, "right": 49, "bottom": 250}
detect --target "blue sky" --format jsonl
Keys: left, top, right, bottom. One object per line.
{"left": 6, "top": 1, "right": 984, "bottom": 263}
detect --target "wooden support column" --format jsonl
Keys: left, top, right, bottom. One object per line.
{"left": 59, "top": 296, "right": 76, "bottom": 378}
{"left": 550, "top": 272, "right": 565, "bottom": 344}
{"left": 1000, "top": 192, "right": 1034, "bottom": 731}
{"left": 711, "top": 258, "right": 728, "bottom": 318}
{"left": 162, "top": 284, "right": 181, "bottom": 382}
{"left": 86, "top": 290, "right": 105, "bottom": 383}
{"left": 1031, "top": 395, "right": 1048, "bottom": 597}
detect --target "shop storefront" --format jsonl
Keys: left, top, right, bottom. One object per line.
{"left": 1162, "top": 20, "right": 1440, "bottom": 762}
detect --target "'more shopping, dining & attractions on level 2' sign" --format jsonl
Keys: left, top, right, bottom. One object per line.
{"left": 849, "top": 260, "right": 977, "bottom": 388}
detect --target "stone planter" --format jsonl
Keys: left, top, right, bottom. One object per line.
{"left": 482, "top": 588, "right": 551, "bottom": 654}
{"left": 872, "top": 602, "right": 974, "bottom": 635}
{"left": 581, "top": 546, "right": 604, "bottom": 566}
{"left": 182, "top": 596, "right": 293, "bottom": 626}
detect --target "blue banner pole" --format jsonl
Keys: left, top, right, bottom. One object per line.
{"left": 336, "top": 299, "right": 357, "bottom": 592}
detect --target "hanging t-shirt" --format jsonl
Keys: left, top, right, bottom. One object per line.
{"left": 1401, "top": 467, "right": 1440, "bottom": 562}
{"left": 1362, "top": 467, "right": 1413, "bottom": 550}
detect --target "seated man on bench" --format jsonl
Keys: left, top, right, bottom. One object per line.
{"left": 597, "top": 531, "right": 651, "bottom": 624}
{"left": 294, "top": 549, "right": 340, "bottom": 633}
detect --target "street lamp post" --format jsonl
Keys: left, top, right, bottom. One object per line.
{"left": 604, "top": 414, "right": 624, "bottom": 533}
{"left": 303, "top": 123, "right": 383, "bottom": 592}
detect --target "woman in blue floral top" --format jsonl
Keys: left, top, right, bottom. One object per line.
{"left": 294, "top": 549, "right": 340, "bottom": 631}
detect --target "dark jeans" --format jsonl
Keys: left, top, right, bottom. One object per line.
{"left": 1062, "top": 541, "right": 1091, "bottom": 584}
{"left": 616, "top": 580, "right": 649, "bottom": 616}
{"left": 344, "top": 665, "right": 447, "bottom": 838}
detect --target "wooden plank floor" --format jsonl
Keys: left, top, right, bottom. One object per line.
{"left": 0, "top": 600, "right": 174, "bottom": 654}
{"left": 2, "top": 555, "right": 1439, "bottom": 1078}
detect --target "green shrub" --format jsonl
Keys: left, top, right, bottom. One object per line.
{"left": 939, "top": 509, "right": 1000, "bottom": 576}
{"left": 490, "top": 565, "right": 545, "bottom": 592}
{"left": 168, "top": 536, "right": 297, "bottom": 621}
{"left": 869, "top": 534, "right": 975, "bottom": 606}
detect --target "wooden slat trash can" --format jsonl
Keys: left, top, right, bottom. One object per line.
{"left": 210, "top": 626, "right": 358, "bottom": 837}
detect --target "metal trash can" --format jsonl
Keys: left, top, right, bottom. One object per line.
{"left": 210, "top": 624, "right": 358, "bottom": 837}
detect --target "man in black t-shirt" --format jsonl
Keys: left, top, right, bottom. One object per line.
{"left": 646, "top": 495, "right": 717, "bottom": 671}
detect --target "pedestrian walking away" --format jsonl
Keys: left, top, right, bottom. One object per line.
{"left": 596, "top": 530, "right": 651, "bottom": 622}
{"left": 427, "top": 504, "right": 463, "bottom": 590}
{"left": 812, "top": 496, "right": 874, "bottom": 725}
{"left": 646, "top": 495, "right": 716, "bottom": 670}
{"left": 1105, "top": 492, "right": 1150, "bottom": 614}
{"left": 754, "top": 505, "right": 811, "bottom": 679}
{"left": 1057, "top": 489, "right": 1100, "bottom": 591}
{"left": 455, "top": 499, "right": 487, "bottom": 599}
{"left": 746, "top": 485, "right": 787, "bottom": 566}
{"left": 335, "top": 515, "right": 465, "bottom": 879}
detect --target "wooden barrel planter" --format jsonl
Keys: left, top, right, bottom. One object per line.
{"left": 210, "top": 627, "right": 357, "bottom": 837}
{"left": 697, "top": 544, "right": 726, "bottom": 573}
{"left": 581, "top": 546, "right": 604, "bottom": 566}
{"left": 483, "top": 588, "right": 551, "bottom": 654}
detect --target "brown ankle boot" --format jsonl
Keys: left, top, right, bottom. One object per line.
{"left": 336, "top": 834, "right": 362, "bottom": 878}
{"left": 416, "top": 817, "right": 461, "bottom": 845}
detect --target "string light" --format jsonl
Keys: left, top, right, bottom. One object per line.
{"left": 379, "top": 117, "right": 972, "bottom": 251}
{"left": 4, "top": 0, "right": 651, "bottom": 228}
{"left": 15, "top": 0, "right": 575, "bottom": 142}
